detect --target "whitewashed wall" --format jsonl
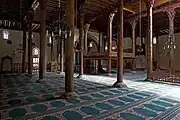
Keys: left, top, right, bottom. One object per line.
{"left": 0, "top": 29, "right": 23, "bottom": 63}
{"left": 0, "top": 28, "right": 100, "bottom": 67}
{"left": 0, "top": 28, "right": 51, "bottom": 70}
{"left": 158, "top": 33, "right": 180, "bottom": 70}
{"left": 1, "top": 28, "right": 180, "bottom": 71}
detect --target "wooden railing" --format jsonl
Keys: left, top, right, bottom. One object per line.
{"left": 152, "top": 70, "right": 180, "bottom": 83}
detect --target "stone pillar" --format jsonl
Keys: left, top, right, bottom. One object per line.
{"left": 113, "top": 0, "right": 127, "bottom": 88}
{"left": 107, "top": 12, "right": 115, "bottom": 76}
{"left": 77, "top": 12, "right": 84, "bottom": 78}
{"left": 28, "top": 23, "right": 33, "bottom": 74}
{"left": 130, "top": 20, "right": 137, "bottom": 72}
{"left": 84, "top": 24, "right": 90, "bottom": 54}
{"left": 39, "top": 0, "right": 46, "bottom": 80}
{"left": 166, "top": 9, "right": 175, "bottom": 75}
{"left": 145, "top": 0, "right": 154, "bottom": 81}
{"left": 62, "top": 0, "right": 77, "bottom": 98}
{"left": 22, "top": 23, "right": 27, "bottom": 73}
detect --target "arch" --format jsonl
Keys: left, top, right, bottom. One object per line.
{"left": 74, "top": 33, "right": 100, "bottom": 52}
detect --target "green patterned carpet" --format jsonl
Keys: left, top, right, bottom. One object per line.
{"left": 1, "top": 71, "right": 180, "bottom": 120}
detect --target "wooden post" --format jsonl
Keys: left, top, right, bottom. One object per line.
{"left": 84, "top": 24, "right": 90, "bottom": 54}
{"left": 145, "top": 0, "right": 154, "bottom": 81}
{"left": 51, "top": 35, "right": 54, "bottom": 62}
{"left": 155, "top": 28, "right": 160, "bottom": 70}
{"left": 99, "top": 32, "right": 104, "bottom": 54}
{"left": 77, "top": 12, "right": 84, "bottom": 77}
{"left": 113, "top": 0, "right": 127, "bottom": 88}
{"left": 130, "top": 20, "right": 137, "bottom": 72}
{"left": 166, "top": 9, "right": 175, "bottom": 76}
{"left": 39, "top": 0, "right": 46, "bottom": 80}
{"left": 26, "top": 9, "right": 34, "bottom": 75}
{"left": 60, "top": 33, "right": 64, "bottom": 73}
{"left": 28, "top": 23, "right": 32, "bottom": 74}
{"left": 62, "top": 0, "right": 77, "bottom": 98}
{"left": 98, "top": 32, "right": 104, "bottom": 72}
{"left": 22, "top": 22, "right": 27, "bottom": 73}
{"left": 83, "top": 24, "right": 90, "bottom": 72}
{"left": 107, "top": 12, "right": 115, "bottom": 76}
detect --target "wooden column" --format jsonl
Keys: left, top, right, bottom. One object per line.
{"left": 155, "top": 28, "right": 160, "bottom": 70}
{"left": 51, "top": 35, "right": 54, "bottom": 62}
{"left": 62, "top": 0, "right": 77, "bottom": 98}
{"left": 113, "top": 0, "right": 127, "bottom": 88}
{"left": 145, "top": 0, "right": 154, "bottom": 81}
{"left": 166, "top": 9, "right": 175, "bottom": 75}
{"left": 39, "top": 0, "right": 46, "bottom": 80}
{"left": 22, "top": 23, "right": 27, "bottom": 73}
{"left": 98, "top": 32, "right": 104, "bottom": 72}
{"left": 84, "top": 24, "right": 90, "bottom": 54}
{"left": 99, "top": 32, "right": 104, "bottom": 54}
{"left": 107, "top": 12, "right": 115, "bottom": 76}
{"left": 77, "top": 12, "right": 84, "bottom": 77}
{"left": 130, "top": 20, "right": 137, "bottom": 72}
{"left": 83, "top": 24, "right": 90, "bottom": 73}
{"left": 60, "top": 33, "right": 64, "bottom": 73}
{"left": 28, "top": 23, "right": 32, "bottom": 74}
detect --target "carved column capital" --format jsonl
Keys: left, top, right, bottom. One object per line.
{"left": 165, "top": 8, "right": 176, "bottom": 21}
{"left": 84, "top": 24, "right": 90, "bottom": 32}
{"left": 165, "top": 8, "right": 176, "bottom": 36}
{"left": 144, "top": 0, "right": 155, "bottom": 8}
{"left": 129, "top": 19, "right": 137, "bottom": 31}
{"left": 108, "top": 12, "right": 115, "bottom": 23}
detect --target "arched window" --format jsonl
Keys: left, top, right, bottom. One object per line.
{"left": 3, "top": 30, "right": 9, "bottom": 40}
{"left": 33, "top": 47, "right": 39, "bottom": 56}
{"left": 32, "top": 47, "right": 40, "bottom": 69}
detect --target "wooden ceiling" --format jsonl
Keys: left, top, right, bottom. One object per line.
{"left": 0, "top": 0, "right": 178, "bottom": 35}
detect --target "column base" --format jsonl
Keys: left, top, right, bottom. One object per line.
{"left": 77, "top": 75, "right": 84, "bottom": 78}
{"left": 26, "top": 74, "right": 33, "bottom": 77}
{"left": 60, "top": 92, "right": 78, "bottom": 99}
{"left": 107, "top": 73, "right": 112, "bottom": 76}
{"left": 36, "top": 78, "right": 45, "bottom": 83}
{"left": 131, "top": 70, "right": 136, "bottom": 73}
{"left": 59, "top": 72, "right": 65, "bottom": 76}
{"left": 112, "top": 82, "right": 127, "bottom": 88}
{"left": 144, "top": 78, "right": 152, "bottom": 81}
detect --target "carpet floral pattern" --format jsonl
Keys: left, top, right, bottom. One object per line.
{"left": 0, "top": 71, "right": 180, "bottom": 120}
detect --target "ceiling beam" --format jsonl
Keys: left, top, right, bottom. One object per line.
{"left": 127, "top": 1, "right": 180, "bottom": 21}
{"left": 123, "top": 7, "right": 135, "bottom": 14}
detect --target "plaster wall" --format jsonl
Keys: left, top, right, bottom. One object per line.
{"left": 0, "top": 28, "right": 55, "bottom": 69}
{"left": 1, "top": 28, "right": 180, "bottom": 71}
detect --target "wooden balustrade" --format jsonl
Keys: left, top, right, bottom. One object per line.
{"left": 152, "top": 70, "right": 180, "bottom": 83}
